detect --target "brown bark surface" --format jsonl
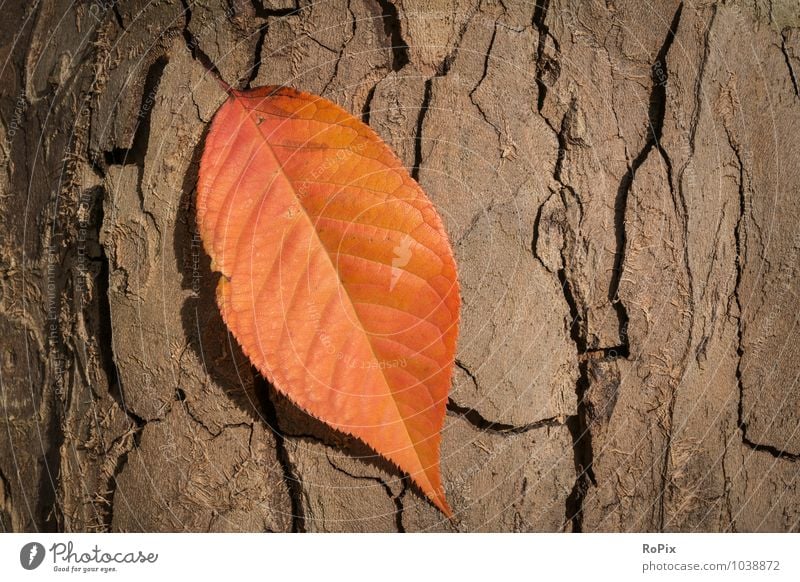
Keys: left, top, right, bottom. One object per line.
{"left": 1, "top": 0, "right": 799, "bottom": 532}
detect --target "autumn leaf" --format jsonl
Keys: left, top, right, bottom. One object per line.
{"left": 196, "top": 86, "right": 460, "bottom": 516}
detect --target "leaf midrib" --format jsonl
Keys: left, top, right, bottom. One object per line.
{"left": 231, "top": 95, "right": 436, "bottom": 487}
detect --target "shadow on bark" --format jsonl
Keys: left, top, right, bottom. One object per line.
{"left": 173, "top": 126, "right": 409, "bottom": 525}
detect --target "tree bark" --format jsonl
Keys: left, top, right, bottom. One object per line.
{"left": 1, "top": 0, "right": 799, "bottom": 532}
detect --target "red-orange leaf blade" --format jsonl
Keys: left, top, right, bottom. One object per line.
{"left": 197, "top": 86, "right": 459, "bottom": 516}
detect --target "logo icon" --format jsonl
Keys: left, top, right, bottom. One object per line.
{"left": 390, "top": 235, "right": 413, "bottom": 291}
{"left": 20, "top": 542, "right": 45, "bottom": 570}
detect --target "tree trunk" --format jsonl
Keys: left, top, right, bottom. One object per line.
{"left": 2, "top": 0, "right": 799, "bottom": 533}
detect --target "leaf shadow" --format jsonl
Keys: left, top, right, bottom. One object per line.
{"left": 174, "top": 127, "right": 408, "bottom": 498}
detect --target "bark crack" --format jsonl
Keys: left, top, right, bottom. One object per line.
{"left": 103, "top": 56, "right": 168, "bottom": 167}
{"left": 176, "top": 389, "right": 252, "bottom": 439}
{"left": 640, "top": 2, "right": 687, "bottom": 532}
{"left": 68, "top": 19, "right": 147, "bottom": 532}
{"left": 254, "top": 375, "right": 307, "bottom": 531}
{"left": 99, "top": 424, "right": 140, "bottom": 530}
{"left": 447, "top": 398, "right": 566, "bottom": 434}
{"left": 544, "top": 119, "right": 599, "bottom": 532}
{"left": 250, "top": 0, "right": 301, "bottom": 18}
{"left": 411, "top": 7, "right": 478, "bottom": 180}
{"left": 728, "top": 130, "right": 800, "bottom": 462}
{"left": 245, "top": 24, "right": 269, "bottom": 89}
{"left": 376, "top": 0, "right": 410, "bottom": 71}
{"left": 95, "top": 203, "right": 147, "bottom": 530}
{"left": 0, "top": 468, "right": 13, "bottom": 532}
{"left": 412, "top": 79, "right": 432, "bottom": 182}
{"left": 686, "top": 6, "right": 717, "bottom": 161}
{"left": 610, "top": 3, "right": 683, "bottom": 356}
{"left": 720, "top": 434, "right": 736, "bottom": 531}
{"left": 781, "top": 29, "right": 800, "bottom": 99}
{"left": 536, "top": 2, "right": 684, "bottom": 532}
{"left": 532, "top": 0, "right": 558, "bottom": 112}
{"left": 325, "top": 453, "right": 407, "bottom": 532}
{"left": 320, "top": 0, "right": 356, "bottom": 96}
{"left": 181, "top": 0, "right": 231, "bottom": 89}
{"left": 468, "top": 20, "right": 503, "bottom": 144}
{"left": 531, "top": 12, "right": 598, "bottom": 534}
{"left": 361, "top": 83, "right": 378, "bottom": 124}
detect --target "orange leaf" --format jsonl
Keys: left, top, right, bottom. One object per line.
{"left": 196, "top": 86, "right": 460, "bottom": 516}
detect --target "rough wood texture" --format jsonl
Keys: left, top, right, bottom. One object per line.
{"left": 1, "top": 0, "right": 798, "bottom": 532}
